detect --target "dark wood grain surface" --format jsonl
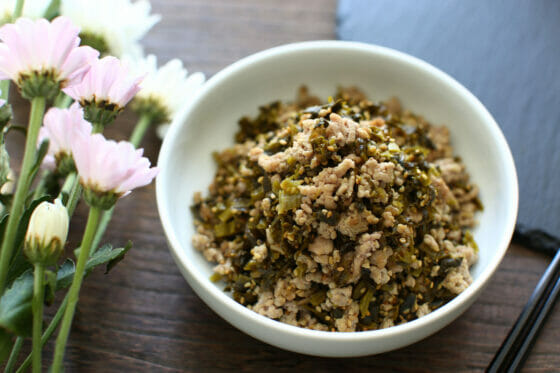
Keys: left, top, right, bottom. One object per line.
{"left": 4, "top": 0, "right": 559, "bottom": 371}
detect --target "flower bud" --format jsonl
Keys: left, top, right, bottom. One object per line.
{"left": 24, "top": 199, "right": 69, "bottom": 265}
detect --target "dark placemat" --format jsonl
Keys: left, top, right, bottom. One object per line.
{"left": 337, "top": 0, "right": 560, "bottom": 249}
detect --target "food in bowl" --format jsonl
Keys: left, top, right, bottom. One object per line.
{"left": 191, "top": 86, "right": 481, "bottom": 332}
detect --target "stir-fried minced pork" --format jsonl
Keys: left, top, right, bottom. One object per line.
{"left": 191, "top": 86, "right": 481, "bottom": 332}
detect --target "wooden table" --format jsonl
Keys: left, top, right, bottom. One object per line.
{"left": 6, "top": 0, "right": 559, "bottom": 371}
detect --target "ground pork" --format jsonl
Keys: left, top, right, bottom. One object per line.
{"left": 326, "top": 113, "right": 370, "bottom": 146}
{"left": 442, "top": 259, "right": 473, "bottom": 294}
{"left": 251, "top": 244, "right": 267, "bottom": 262}
{"left": 251, "top": 292, "right": 283, "bottom": 319}
{"left": 192, "top": 87, "right": 481, "bottom": 332}
{"left": 336, "top": 207, "right": 370, "bottom": 238}
{"left": 334, "top": 302, "right": 360, "bottom": 332}
{"left": 328, "top": 286, "right": 353, "bottom": 307}
{"left": 435, "top": 158, "right": 466, "bottom": 184}
{"left": 349, "top": 232, "right": 382, "bottom": 282}
{"left": 299, "top": 157, "right": 355, "bottom": 209}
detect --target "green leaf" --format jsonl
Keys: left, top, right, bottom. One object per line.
{"left": 0, "top": 244, "right": 130, "bottom": 337}
{"left": 1, "top": 211, "right": 32, "bottom": 288}
{"left": 44, "top": 269, "right": 57, "bottom": 305}
{"left": 6, "top": 249, "right": 32, "bottom": 288}
{"left": 0, "top": 213, "right": 6, "bottom": 238}
{"left": 59, "top": 191, "right": 70, "bottom": 206}
{"left": 0, "top": 328, "right": 12, "bottom": 363}
{"left": 54, "top": 259, "right": 75, "bottom": 291}
{"left": 0, "top": 270, "right": 33, "bottom": 336}
{"left": 61, "top": 244, "right": 130, "bottom": 285}
{"left": 0, "top": 194, "right": 12, "bottom": 208}
{"left": 101, "top": 241, "right": 131, "bottom": 274}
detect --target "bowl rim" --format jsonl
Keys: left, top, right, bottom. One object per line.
{"left": 156, "top": 40, "right": 518, "bottom": 342}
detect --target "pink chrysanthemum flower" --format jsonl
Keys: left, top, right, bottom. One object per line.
{"left": 63, "top": 56, "right": 142, "bottom": 128}
{"left": 38, "top": 102, "right": 92, "bottom": 174}
{"left": 71, "top": 133, "right": 158, "bottom": 209}
{"left": 0, "top": 17, "right": 99, "bottom": 100}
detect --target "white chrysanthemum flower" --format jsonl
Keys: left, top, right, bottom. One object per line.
{"left": 0, "top": 0, "right": 50, "bottom": 24}
{"left": 124, "top": 54, "right": 205, "bottom": 139}
{"left": 60, "top": 0, "right": 160, "bottom": 58}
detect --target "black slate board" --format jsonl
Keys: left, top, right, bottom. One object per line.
{"left": 337, "top": 0, "right": 560, "bottom": 250}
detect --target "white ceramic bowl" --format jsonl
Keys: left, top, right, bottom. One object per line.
{"left": 156, "top": 41, "right": 518, "bottom": 357}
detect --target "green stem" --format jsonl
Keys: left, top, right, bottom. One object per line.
{"left": 43, "top": 0, "right": 60, "bottom": 20}
{"left": 12, "top": 0, "right": 25, "bottom": 20}
{"left": 16, "top": 294, "right": 69, "bottom": 373}
{"left": 65, "top": 177, "right": 81, "bottom": 219}
{"left": 32, "top": 171, "right": 49, "bottom": 200}
{"left": 0, "top": 81, "right": 8, "bottom": 101}
{"left": 90, "top": 206, "right": 112, "bottom": 255}
{"left": 90, "top": 115, "right": 153, "bottom": 253}
{"left": 0, "top": 96, "right": 46, "bottom": 294}
{"left": 58, "top": 172, "right": 81, "bottom": 218}
{"left": 4, "top": 337, "right": 23, "bottom": 373}
{"left": 31, "top": 264, "right": 45, "bottom": 373}
{"left": 59, "top": 172, "right": 74, "bottom": 197}
{"left": 129, "top": 114, "right": 152, "bottom": 148}
{"left": 51, "top": 206, "right": 100, "bottom": 372}
{"left": 53, "top": 93, "right": 72, "bottom": 109}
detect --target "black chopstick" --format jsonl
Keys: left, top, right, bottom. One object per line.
{"left": 487, "top": 248, "right": 560, "bottom": 372}
{"left": 508, "top": 271, "right": 560, "bottom": 371}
